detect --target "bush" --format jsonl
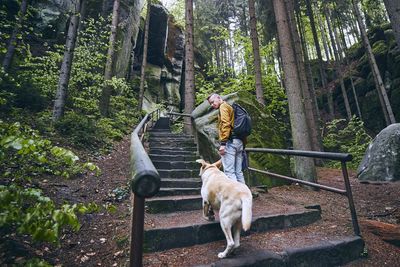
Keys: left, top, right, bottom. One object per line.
{"left": 323, "top": 116, "right": 372, "bottom": 169}
{"left": 54, "top": 112, "right": 109, "bottom": 149}
{"left": 0, "top": 120, "right": 100, "bottom": 252}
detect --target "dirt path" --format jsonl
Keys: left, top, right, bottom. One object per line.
{"left": 2, "top": 135, "right": 400, "bottom": 266}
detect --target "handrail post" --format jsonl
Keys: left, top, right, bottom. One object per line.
{"left": 130, "top": 195, "right": 145, "bottom": 267}
{"left": 341, "top": 161, "right": 361, "bottom": 236}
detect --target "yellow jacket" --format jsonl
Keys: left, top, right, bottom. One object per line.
{"left": 218, "top": 101, "right": 234, "bottom": 145}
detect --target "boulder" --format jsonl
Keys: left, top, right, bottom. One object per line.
{"left": 192, "top": 92, "right": 290, "bottom": 187}
{"left": 357, "top": 123, "right": 400, "bottom": 182}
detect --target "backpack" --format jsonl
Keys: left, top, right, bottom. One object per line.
{"left": 232, "top": 103, "right": 252, "bottom": 139}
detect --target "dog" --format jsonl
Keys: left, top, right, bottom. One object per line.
{"left": 196, "top": 159, "right": 253, "bottom": 258}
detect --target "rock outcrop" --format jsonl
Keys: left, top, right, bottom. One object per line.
{"left": 357, "top": 123, "right": 400, "bottom": 182}
{"left": 192, "top": 92, "right": 291, "bottom": 186}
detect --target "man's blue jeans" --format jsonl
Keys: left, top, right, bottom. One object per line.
{"left": 221, "top": 138, "right": 245, "bottom": 184}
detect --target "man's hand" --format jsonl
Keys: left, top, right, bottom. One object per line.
{"left": 218, "top": 145, "right": 226, "bottom": 155}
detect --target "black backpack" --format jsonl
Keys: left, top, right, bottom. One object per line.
{"left": 232, "top": 103, "right": 252, "bottom": 139}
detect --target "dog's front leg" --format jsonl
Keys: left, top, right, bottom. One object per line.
{"left": 202, "top": 201, "right": 215, "bottom": 221}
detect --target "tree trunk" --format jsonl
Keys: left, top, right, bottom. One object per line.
{"left": 184, "top": 0, "right": 195, "bottom": 134}
{"left": 52, "top": 0, "right": 83, "bottom": 121}
{"left": 272, "top": 0, "right": 317, "bottom": 183}
{"left": 2, "top": 0, "right": 28, "bottom": 72}
{"left": 353, "top": 0, "right": 396, "bottom": 125}
{"left": 296, "top": 4, "right": 321, "bottom": 125}
{"left": 248, "top": 0, "right": 265, "bottom": 106}
{"left": 100, "top": 0, "right": 120, "bottom": 117}
{"left": 350, "top": 76, "right": 362, "bottom": 119}
{"left": 288, "top": 0, "right": 322, "bottom": 153}
{"left": 138, "top": 0, "right": 151, "bottom": 111}
{"left": 383, "top": 0, "right": 400, "bottom": 50}
{"left": 315, "top": 7, "right": 335, "bottom": 119}
{"left": 325, "top": 7, "right": 352, "bottom": 120}
{"left": 305, "top": 0, "right": 328, "bottom": 91}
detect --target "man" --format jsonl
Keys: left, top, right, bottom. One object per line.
{"left": 207, "top": 93, "right": 245, "bottom": 184}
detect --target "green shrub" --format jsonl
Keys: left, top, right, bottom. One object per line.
{"left": 323, "top": 116, "right": 372, "bottom": 169}
{"left": 54, "top": 112, "right": 109, "bottom": 149}
{"left": 0, "top": 120, "right": 100, "bottom": 253}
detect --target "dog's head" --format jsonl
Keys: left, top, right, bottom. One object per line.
{"left": 196, "top": 159, "right": 222, "bottom": 177}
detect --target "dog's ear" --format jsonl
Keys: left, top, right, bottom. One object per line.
{"left": 213, "top": 159, "right": 222, "bottom": 169}
{"left": 196, "top": 159, "right": 207, "bottom": 167}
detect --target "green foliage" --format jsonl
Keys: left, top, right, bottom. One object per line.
{"left": 195, "top": 65, "right": 287, "bottom": 121}
{"left": 0, "top": 184, "right": 99, "bottom": 244}
{"left": 323, "top": 116, "right": 372, "bottom": 169}
{"left": 0, "top": 120, "right": 100, "bottom": 252}
{"left": 171, "top": 119, "right": 184, "bottom": 134}
{"left": 0, "top": 120, "right": 100, "bottom": 180}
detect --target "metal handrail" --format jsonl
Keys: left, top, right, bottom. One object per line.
{"left": 245, "top": 147, "right": 360, "bottom": 236}
{"left": 129, "top": 109, "right": 160, "bottom": 267}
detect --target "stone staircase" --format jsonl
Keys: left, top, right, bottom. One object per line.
{"left": 143, "top": 117, "right": 364, "bottom": 266}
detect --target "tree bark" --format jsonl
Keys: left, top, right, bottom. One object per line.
{"left": 100, "top": 0, "right": 120, "bottom": 117}
{"left": 52, "top": 0, "right": 83, "bottom": 121}
{"left": 383, "top": 0, "right": 400, "bottom": 50}
{"left": 2, "top": 0, "right": 28, "bottom": 72}
{"left": 288, "top": 0, "right": 322, "bottom": 153}
{"left": 248, "top": 0, "right": 265, "bottom": 106}
{"left": 138, "top": 0, "right": 151, "bottom": 111}
{"left": 350, "top": 76, "right": 362, "bottom": 119}
{"left": 353, "top": 0, "right": 396, "bottom": 125}
{"left": 272, "top": 0, "right": 317, "bottom": 183}
{"left": 184, "top": 0, "right": 195, "bottom": 134}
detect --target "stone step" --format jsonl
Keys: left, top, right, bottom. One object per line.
{"left": 149, "top": 154, "right": 199, "bottom": 162}
{"left": 149, "top": 140, "right": 197, "bottom": 148}
{"left": 148, "top": 129, "right": 171, "bottom": 132}
{"left": 146, "top": 195, "right": 202, "bottom": 213}
{"left": 143, "top": 208, "right": 321, "bottom": 252}
{"left": 149, "top": 132, "right": 194, "bottom": 138}
{"left": 195, "top": 236, "right": 364, "bottom": 267}
{"left": 160, "top": 178, "right": 202, "bottom": 188}
{"left": 158, "top": 169, "right": 198, "bottom": 178}
{"left": 153, "top": 160, "right": 199, "bottom": 170}
{"left": 149, "top": 149, "right": 197, "bottom": 155}
{"left": 156, "top": 187, "right": 201, "bottom": 197}
{"left": 152, "top": 117, "right": 170, "bottom": 130}
{"left": 150, "top": 146, "right": 197, "bottom": 151}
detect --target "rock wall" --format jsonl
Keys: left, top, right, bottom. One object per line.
{"left": 134, "top": 4, "right": 185, "bottom": 113}
{"left": 317, "top": 25, "right": 400, "bottom": 134}
{"left": 31, "top": 1, "right": 184, "bottom": 113}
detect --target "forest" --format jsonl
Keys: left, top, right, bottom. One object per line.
{"left": 1, "top": 0, "right": 399, "bottom": 266}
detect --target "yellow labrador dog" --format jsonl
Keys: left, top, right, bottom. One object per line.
{"left": 196, "top": 159, "right": 253, "bottom": 258}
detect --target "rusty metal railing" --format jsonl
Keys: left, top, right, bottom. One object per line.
{"left": 245, "top": 148, "right": 360, "bottom": 236}
{"left": 129, "top": 109, "right": 161, "bottom": 267}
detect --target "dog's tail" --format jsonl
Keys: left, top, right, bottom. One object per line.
{"left": 241, "top": 195, "right": 253, "bottom": 231}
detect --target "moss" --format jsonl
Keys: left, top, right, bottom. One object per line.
{"left": 372, "top": 40, "right": 387, "bottom": 57}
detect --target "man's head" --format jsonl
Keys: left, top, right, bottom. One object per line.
{"left": 207, "top": 93, "right": 223, "bottom": 109}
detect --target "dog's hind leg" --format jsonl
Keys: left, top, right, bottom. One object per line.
{"left": 233, "top": 220, "right": 242, "bottom": 250}
{"left": 218, "top": 219, "right": 235, "bottom": 258}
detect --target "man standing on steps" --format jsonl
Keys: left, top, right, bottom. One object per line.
{"left": 207, "top": 93, "right": 246, "bottom": 184}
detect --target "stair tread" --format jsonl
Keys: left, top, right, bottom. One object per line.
{"left": 159, "top": 187, "right": 200, "bottom": 190}
{"left": 144, "top": 192, "right": 317, "bottom": 230}
{"left": 143, "top": 231, "right": 363, "bottom": 266}
{"left": 147, "top": 195, "right": 202, "bottom": 201}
